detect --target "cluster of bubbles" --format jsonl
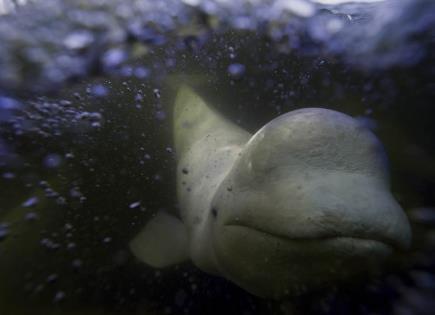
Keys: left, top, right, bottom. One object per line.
{"left": 2, "top": 95, "right": 103, "bottom": 137}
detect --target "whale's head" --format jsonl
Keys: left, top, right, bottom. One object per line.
{"left": 209, "top": 108, "right": 411, "bottom": 298}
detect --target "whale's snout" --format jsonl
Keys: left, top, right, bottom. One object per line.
{"left": 208, "top": 108, "right": 411, "bottom": 298}
{"left": 221, "top": 170, "right": 411, "bottom": 252}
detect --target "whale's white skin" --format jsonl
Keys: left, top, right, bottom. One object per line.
{"left": 130, "top": 85, "right": 411, "bottom": 298}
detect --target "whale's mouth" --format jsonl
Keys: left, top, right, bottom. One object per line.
{"left": 224, "top": 223, "right": 396, "bottom": 254}
{"left": 214, "top": 223, "right": 396, "bottom": 298}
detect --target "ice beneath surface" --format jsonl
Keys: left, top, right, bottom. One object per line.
{"left": 0, "top": 0, "right": 433, "bottom": 94}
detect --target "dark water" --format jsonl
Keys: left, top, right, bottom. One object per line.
{"left": 0, "top": 1, "right": 435, "bottom": 314}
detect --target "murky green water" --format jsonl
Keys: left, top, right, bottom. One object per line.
{"left": 0, "top": 1, "right": 434, "bottom": 314}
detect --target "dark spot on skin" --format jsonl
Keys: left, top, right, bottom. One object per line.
{"left": 187, "top": 187, "right": 191, "bottom": 192}
{"left": 181, "top": 121, "right": 192, "bottom": 129}
{"left": 182, "top": 181, "right": 186, "bottom": 185}
{"left": 212, "top": 208, "right": 218, "bottom": 218}
{"left": 193, "top": 216, "right": 201, "bottom": 225}
{"left": 227, "top": 186, "right": 233, "bottom": 192}
{"left": 182, "top": 168, "right": 189, "bottom": 174}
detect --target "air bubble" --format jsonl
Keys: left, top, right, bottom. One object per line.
{"left": 0, "top": 223, "right": 9, "bottom": 241}
{"left": 134, "top": 67, "right": 150, "bottom": 79}
{"left": 24, "top": 212, "right": 39, "bottom": 221}
{"left": 2, "top": 172, "right": 15, "bottom": 179}
{"left": 227, "top": 63, "right": 246, "bottom": 77}
{"left": 182, "top": 0, "right": 201, "bottom": 6}
{"left": 53, "top": 291, "right": 65, "bottom": 303}
{"left": 72, "top": 259, "right": 83, "bottom": 269}
{"left": 155, "top": 110, "right": 166, "bottom": 121}
{"left": 90, "top": 84, "right": 109, "bottom": 97}
{"left": 63, "top": 31, "right": 94, "bottom": 50}
{"left": 21, "top": 196, "right": 39, "bottom": 208}
{"left": 102, "top": 49, "right": 127, "bottom": 68}
{"left": 67, "top": 242, "right": 76, "bottom": 250}
{"left": 46, "top": 274, "right": 58, "bottom": 283}
{"left": 44, "top": 154, "right": 62, "bottom": 168}
{"left": 153, "top": 88, "right": 161, "bottom": 99}
{"left": 129, "top": 201, "right": 141, "bottom": 209}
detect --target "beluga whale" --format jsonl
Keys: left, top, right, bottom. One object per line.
{"left": 130, "top": 85, "right": 411, "bottom": 299}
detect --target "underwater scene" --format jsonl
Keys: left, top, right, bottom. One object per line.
{"left": 0, "top": 0, "right": 434, "bottom": 314}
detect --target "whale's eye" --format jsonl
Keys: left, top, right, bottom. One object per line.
{"left": 211, "top": 207, "right": 218, "bottom": 218}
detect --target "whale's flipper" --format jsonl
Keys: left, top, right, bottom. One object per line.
{"left": 173, "top": 85, "right": 250, "bottom": 157}
{"left": 129, "top": 211, "right": 189, "bottom": 268}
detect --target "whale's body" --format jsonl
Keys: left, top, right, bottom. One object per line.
{"left": 130, "top": 85, "right": 411, "bottom": 298}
